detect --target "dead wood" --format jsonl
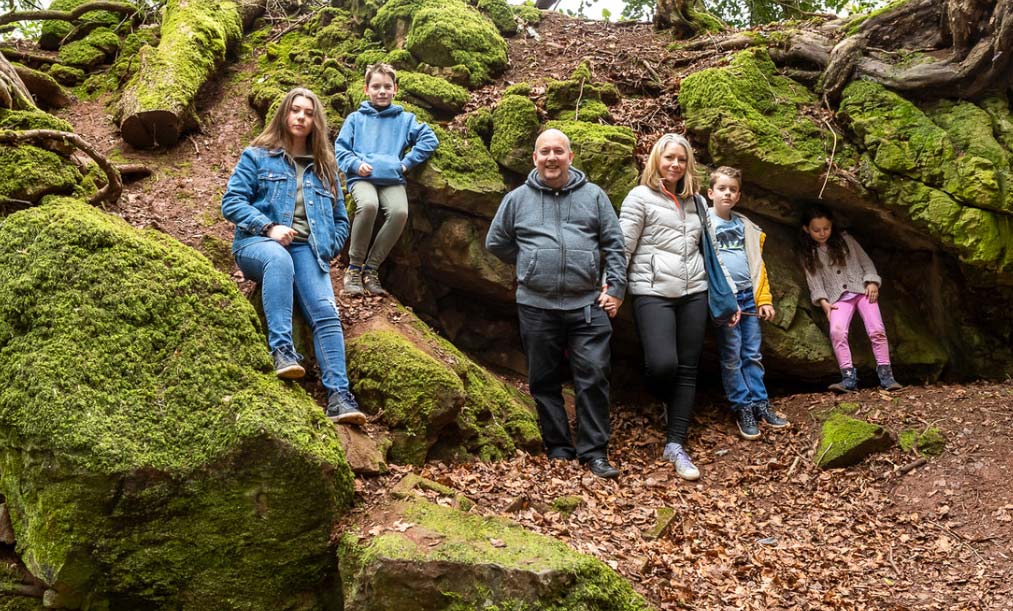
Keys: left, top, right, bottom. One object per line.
{"left": 12, "top": 63, "right": 74, "bottom": 109}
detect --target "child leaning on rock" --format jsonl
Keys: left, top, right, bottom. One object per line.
{"left": 334, "top": 62, "right": 438, "bottom": 297}
{"left": 706, "top": 166, "right": 789, "bottom": 440}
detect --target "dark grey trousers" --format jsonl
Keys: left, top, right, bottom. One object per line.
{"left": 517, "top": 303, "right": 612, "bottom": 462}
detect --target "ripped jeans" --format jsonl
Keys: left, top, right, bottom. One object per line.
{"left": 235, "top": 240, "right": 351, "bottom": 393}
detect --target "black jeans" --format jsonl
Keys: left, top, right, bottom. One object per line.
{"left": 633, "top": 292, "right": 708, "bottom": 445}
{"left": 517, "top": 304, "right": 613, "bottom": 462}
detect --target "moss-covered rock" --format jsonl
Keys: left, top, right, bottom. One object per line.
{"left": 815, "top": 414, "right": 893, "bottom": 468}
{"left": 56, "top": 27, "right": 121, "bottom": 69}
{"left": 416, "top": 123, "right": 507, "bottom": 217}
{"left": 477, "top": 0, "right": 517, "bottom": 34}
{"left": 339, "top": 499, "right": 654, "bottom": 611}
{"left": 465, "top": 106, "right": 493, "bottom": 143}
{"left": 557, "top": 99, "right": 610, "bottom": 122}
{"left": 80, "top": 26, "right": 160, "bottom": 99}
{"left": 0, "top": 144, "right": 82, "bottom": 205}
{"left": 545, "top": 119, "right": 638, "bottom": 207}
{"left": 0, "top": 199, "right": 352, "bottom": 608}
{"left": 512, "top": 1, "right": 542, "bottom": 23}
{"left": 47, "top": 63, "right": 86, "bottom": 86}
{"left": 544, "top": 63, "right": 619, "bottom": 118}
{"left": 396, "top": 71, "right": 470, "bottom": 113}
{"left": 38, "top": 0, "right": 122, "bottom": 51}
{"left": 680, "top": 49, "right": 860, "bottom": 203}
{"left": 898, "top": 427, "right": 946, "bottom": 456}
{"left": 375, "top": 0, "right": 507, "bottom": 87}
{"left": 491, "top": 94, "right": 539, "bottom": 174}
{"left": 426, "top": 216, "right": 516, "bottom": 301}
{"left": 345, "top": 308, "right": 539, "bottom": 465}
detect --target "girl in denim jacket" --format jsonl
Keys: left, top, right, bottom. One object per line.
{"left": 221, "top": 87, "right": 366, "bottom": 425}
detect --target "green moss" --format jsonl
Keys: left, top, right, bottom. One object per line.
{"left": 815, "top": 414, "right": 891, "bottom": 468}
{"left": 503, "top": 82, "right": 532, "bottom": 97}
{"left": 680, "top": 49, "right": 857, "bottom": 199}
{"left": 47, "top": 63, "right": 86, "bottom": 86}
{"left": 0, "top": 108, "right": 73, "bottom": 132}
{"left": 898, "top": 427, "right": 946, "bottom": 456}
{"left": 512, "top": 1, "right": 542, "bottom": 23}
{"left": 0, "top": 144, "right": 82, "bottom": 204}
{"left": 491, "top": 94, "right": 540, "bottom": 174}
{"left": 82, "top": 26, "right": 160, "bottom": 98}
{"left": 417, "top": 123, "right": 507, "bottom": 215}
{"left": 389, "top": 0, "right": 508, "bottom": 86}
{"left": 39, "top": 0, "right": 121, "bottom": 50}
{"left": 981, "top": 94, "right": 1013, "bottom": 152}
{"left": 465, "top": 107, "right": 494, "bottom": 142}
{"left": 844, "top": 0, "right": 910, "bottom": 35}
{"left": 339, "top": 499, "right": 653, "bottom": 611}
{"left": 397, "top": 71, "right": 470, "bottom": 112}
{"left": 550, "top": 495, "right": 583, "bottom": 515}
{"left": 0, "top": 199, "right": 351, "bottom": 608}
{"left": 56, "top": 37, "right": 107, "bottom": 69}
{"left": 544, "top": 63, "right": 620, "bottom": 117}
{"left": 477, "top": 0, "right": 517, "bottom": 34}
{"left": 545, "top": 120, "right": 638, "bottom": 207}
{"left": 557, "top": 99, "right": 610, "bottom": 122}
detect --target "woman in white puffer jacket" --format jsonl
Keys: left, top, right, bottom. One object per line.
{"left": 618, "top": 133, "right": 737, "bottom": 481}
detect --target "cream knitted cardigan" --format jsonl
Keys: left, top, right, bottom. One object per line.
{"left": 803, "top": 233, "right": 882, "bottom": 305}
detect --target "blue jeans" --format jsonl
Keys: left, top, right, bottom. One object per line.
{"left": 715, "top": 290, "right": 768, "bottom": 412}
{"left": 235, "top": 240, "right": 350, "bottom": 393}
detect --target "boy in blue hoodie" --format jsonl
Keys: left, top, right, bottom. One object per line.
{"left": 335, "top": 63, "right": 438, "bottom": 295}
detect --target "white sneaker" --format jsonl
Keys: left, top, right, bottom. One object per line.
{"left": 663, "top": 442, "right": 700, "bottom": 481}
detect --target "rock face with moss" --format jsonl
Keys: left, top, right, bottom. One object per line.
{"left": 339, "top": 499, "right": 655, "bottom": 611}
{"left": 491, "top": 93, "right": 539, "bottom": 174}
{"left": 117, "top": 0, "right": 264, "bottom": 148}
{"left": 679, "top": 47, "right": 1013, "bottom": 380}
{"left": 546, "top": 119, "right": 638, "bottom": 207}
{"left": 345, "top": 306, "right": 539, "bottom": 465}
{"left": 0, "top": 199, "right": 352, "bottom": 608}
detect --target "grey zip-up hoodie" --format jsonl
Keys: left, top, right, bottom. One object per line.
{"left": 485, "top": 168, "right": 627, "bottom": 310}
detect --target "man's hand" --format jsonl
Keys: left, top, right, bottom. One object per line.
{"left": 267, "top": 224, "right": 297, "bottom": 246}
{"left": 597, "top": 290, "right": 622, "bottom": 318}
{"left": 865, "top": 282, "right": 880, "bottom": 304}
{"left": 357, "top": 162, "right": 373, "bottom": 177}
{"left": 819, "top": 299, "right": 838, "bottom": 318}
{"left": 758, "top": 304, "right": 776, "bottom": 321}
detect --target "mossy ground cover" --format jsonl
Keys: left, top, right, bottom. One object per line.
{"left": 339, "top": 499, "right": 653, "bottom": 611}
{"left": 0, "top": 199, "right": 352, "bottom": 608}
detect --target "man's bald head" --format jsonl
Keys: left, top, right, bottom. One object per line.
{"left": 532, "top": 129, "right": 574, "bottom": 189}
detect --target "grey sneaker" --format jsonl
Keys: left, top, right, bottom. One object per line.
{"left": 343, "top": 268, "right": 364, "bottom": 296}
{"left": 663, "top": 442, "right": 700, "bottom": 481}
{"left": 735, "top": 406, "right": 761, "bottom": 440}
{"left": 326, "top": 390, "right": 366, "bottom": 425}
{"left": 272, "top": 346, "right": 305, "bottom": 379}
{"left": 362, "top": 268, "right": 388, "bottom": 296}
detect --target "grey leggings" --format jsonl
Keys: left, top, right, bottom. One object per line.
{"left": 347, "top": 181, "right": 408, "bottom": 268}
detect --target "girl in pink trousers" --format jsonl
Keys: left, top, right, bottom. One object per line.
{"left": 799, "top": 206, "right": 902, "bottom": 393}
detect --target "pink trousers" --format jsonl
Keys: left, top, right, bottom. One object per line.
{"left": 828, "top": 292, "right": 891, "bottom": 368}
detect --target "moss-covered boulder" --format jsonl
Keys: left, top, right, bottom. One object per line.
{"left": 375, "top": 0, "right": 508, "bottom": 87}
{"left": 477, "top": 0, "right": 517, "bottom": 35}
{"left": 490, "top": 93, "right": 539, "bottom": 174}
{"left": 339, "top": 499, "right": 654, "bottom": 611}
{"left": 815, "top": 414, "right": 893, "bottom": 468}
{"left": 345, "top": 307, "right": 539, "bottom": 465}
{"left": 680, "top": 49, "right": 862, "bottom": 204}
{"left": 396, "top": 71, "right": 470, "bottom": 114}
{"left": 56, "top": 27, "right": 120, "bottom": 69}
{"left": 544, "top": 63, "right": 619, "bottom": 119}
{"left": 39, "top": 0, "right": 123, "bottom": 51}
{"left": 545, "top": 119, "right": 638, "bottom": 207}
{"left": 898, "top": 427, "right": 946, "bottom": 456}
{"left": 0, "top": 199, "right": 352, "bottom": 608}
{"left": 416, "top": 123, "right": 507, "bottom": 217}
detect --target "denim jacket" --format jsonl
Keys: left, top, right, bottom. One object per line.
{"left": 221, "top": 147, "right": 349, "bottom": 271}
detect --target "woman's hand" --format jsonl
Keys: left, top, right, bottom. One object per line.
{"left": 597, "top": 288, "right": 622, "bottom": 318}
{"left": 820, "top": 299, "right": 838, "bottom": 318}
{"left": 865, "top": 282, "right": 879, "bottom": 303}
{"left": 357, "top": 162, "right": 373, "bottom": 177}
{"left": 758, "top": 304, "right": 776, "bottom": 321}
{"left": 267, "top": 224, "right": 297, "bottom": 246}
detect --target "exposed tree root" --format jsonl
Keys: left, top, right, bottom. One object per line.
{"left": 0, "top": 129, "right": 122, "bottom": 206}
{"left": 0, "top": 1, "right": 137, "bottom": 29}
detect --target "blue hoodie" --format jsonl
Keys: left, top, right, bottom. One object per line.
{"left": 334, "top": 102, "right": 439, "bottom": 186}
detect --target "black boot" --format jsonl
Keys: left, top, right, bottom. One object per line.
{"left": 828, "top": 367, "right": 858, "bottom": 393}
{"left": 876, "top": 364, "right": 903, "bottom": 391}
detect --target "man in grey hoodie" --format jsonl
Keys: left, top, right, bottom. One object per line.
{"left": 485, "top": 129, "right": 627, "bottom": 480}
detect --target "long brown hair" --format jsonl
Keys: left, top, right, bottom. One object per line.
{"left": 251, "top": 87, "right": 338, "bottom": 195}
{"left": 799, "top": 205, "right": 850, "bottom": 274}
{"left": 640, "top": 133, "right": 698, "bottom": 199}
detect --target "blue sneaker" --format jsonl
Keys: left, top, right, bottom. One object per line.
{"left": 326, "top": 390, "right": 366, "bottom": 425}
{"left": 272, "top": 346, "right": 305, "bottom": 379}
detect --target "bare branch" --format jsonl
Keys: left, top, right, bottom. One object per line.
{"left": 0, "top": 1, "right": 137, "bottom": 28}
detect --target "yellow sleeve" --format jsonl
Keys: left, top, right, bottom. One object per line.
{"left": 754, "top": 232, "right": 773, "bottom": 307}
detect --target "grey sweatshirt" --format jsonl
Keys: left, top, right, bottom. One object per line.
{"left": 485, "top": 168, "right": 627, "bottom": 310}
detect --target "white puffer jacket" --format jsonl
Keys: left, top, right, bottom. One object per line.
{"left": 618, "top": 185, "right": 710, "bottom": 298}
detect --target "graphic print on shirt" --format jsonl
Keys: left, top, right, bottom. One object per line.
{"left": 715, "top": 220, "right": 744, "bottom": 252}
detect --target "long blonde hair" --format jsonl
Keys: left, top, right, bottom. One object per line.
{"left": 251, "top": 87, "right": 338, "bottom": 195}
{"left": 640, "top": 133, "right": 698, "bottom": 199}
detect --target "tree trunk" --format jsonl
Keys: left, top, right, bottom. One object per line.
{"left": 0, "top": 50, "right": 35, "bottom": 110}
{"left": 654, "top": 0, "right": 723, "bottom": 38}
{"left": 772, "top": 0, "right": 1013, "bottom": 101}
{"left": 116, "top": 0, "right": 264, "bottom": 149}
